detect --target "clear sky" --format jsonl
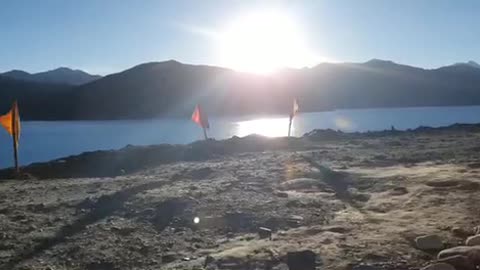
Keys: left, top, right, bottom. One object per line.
{"left": 1, "top": 0, "right": 479, "bottom": 74}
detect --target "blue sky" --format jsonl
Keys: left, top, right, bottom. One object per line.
{"left": 1, "top": 0, "right": 479, "bottom": 74}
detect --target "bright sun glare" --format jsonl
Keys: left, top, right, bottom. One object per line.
{"left": 219, "top": 11, "right": 317, "bottom": 74}
{"left": 237, "top": 118, "right": 291, "bottom": 137}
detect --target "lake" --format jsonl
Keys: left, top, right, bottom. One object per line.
{"left": 1, "top": 105, "right": 480, "bottom": 168}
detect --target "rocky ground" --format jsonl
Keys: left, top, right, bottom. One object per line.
{"left": 1, "top": 124, "right": 480, "bottom": 270}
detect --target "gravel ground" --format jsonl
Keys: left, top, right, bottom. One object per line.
{"left": 1, "top": 125, "right": 480, "bottom": 270}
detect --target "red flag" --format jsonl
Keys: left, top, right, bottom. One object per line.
{"left": 192, "top": 105, "right": 209, "bottom": 129}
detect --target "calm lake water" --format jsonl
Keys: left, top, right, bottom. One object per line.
{"left": 1, "top": 105, "right": 480, "bottom": 168}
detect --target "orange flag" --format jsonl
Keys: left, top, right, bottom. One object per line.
{"left": 192, "top": 104, "right": 209, "bottom": 129}
{"left": 0, "top": 101, "right": 20, "bottom": 146}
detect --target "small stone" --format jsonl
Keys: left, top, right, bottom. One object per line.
{"left": 204, "top": 255, "right": 215, "bottom": 268}
{"left": 451, "top": 227, "right": 471, "bottom": 237}
{"left": 437, "top": 255, "right": 475, "bottom": 270}
{"left": 415, "top": 234, "right": 443, "bottom": 250}
{"left": 162, "top": 253, "right": 177, "bottom": 263}
{"left": 322, "top": 225, "right": 349, "bottom": 234}
{"left": 287, "top": 215, "right": 304, "bottom": 225}
{"left": 421, "top": 263, "right": 455, "bottom": 270}
{"left": 390, "top": 187, "right": 408, "bottom": 195}
{"left": 286, "top": 250, "right": 316, "bottom": 270}
{"left": 258, "top": 227, "right": 272, "bottom": 240}
{"left": 466, "top": 235, "right": 480, "bottom": 246}
{"left": 438, "top": 246, "right": 480, "bottom": 265}
{"left": 274, "top": 191, "right": 289, "bottom": 198}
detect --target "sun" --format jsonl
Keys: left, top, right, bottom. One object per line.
{"left": 219, "top": 11, "right": 317, "bottom": 74}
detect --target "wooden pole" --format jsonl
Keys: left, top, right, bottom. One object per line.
{"left": 288, "top": 115, "right": 293, "bottom": 137}
{"left": 203, "top": 127, "right": 208, "bottom": 140}
{"left": 12, "top": 103, "right": 19, "bottom": 173}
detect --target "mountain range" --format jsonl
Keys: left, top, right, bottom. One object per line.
{"left": 0, "top": 59, "right": 480, "bottom": 120}
{"left": 1, "top": 67, "right": 101, "bottom": 85}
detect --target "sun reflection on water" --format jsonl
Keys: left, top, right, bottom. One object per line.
{"left": 236, "top": 117, "right": 291, "bottom": 137}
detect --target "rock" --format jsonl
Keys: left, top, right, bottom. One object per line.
{"left": 466, "top": 235, "right": 480, "bottom": 246}
{"left": 258, "top": 227, "right": 272, "bottom": 240}
{"left": 390, "top": 187, "right": 408, "bottom": 195}
{"left": 322, "top": 225, "right": 350, "bottom": 234}
{"left": 351, "top": 192, "right": 371, "bottom": 202}
{"left": 437, "top": 255, "right": 476, "bottom": 270}
{"left": 286, "top": 250, "right": 316, "bottom": 270}
{"left": 287, "top": 215, "right": 304, "bottom": 226}
{"left": 110, "top": 226, "right": 135, "bottom": 236}
{"left": 415, "top": 234, "right": 444, "bottom": 250}
{"left": 162, "top": 253, "right": 177, "bottom": 263}
{"left": 474, "top": 226, "right": 480, "bottom": 235}
{"left": 204, "top": 255, "right": 215, "bottom": 268}
{"left": 421, "top": 263, "right": 455, "bottom": 270}
{"left": 438, "top": 246, "right": 480, "bottom": 265}
{"left": 280, "top": 178, "right": 327, "bottom": 191}
{"left": 451, "top": 227, "right": 471, "bottom": 237}
{"left": 274, "top": 191, "right": 289, "bottom": 198}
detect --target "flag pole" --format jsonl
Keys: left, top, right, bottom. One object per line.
{"left": 288, "top": 115, "right": 293, "bottom": 137}
{"left": 203, "top": 127, "right": 208, "bottom": 140}
{"left": 12, "top": 103, "right": 19, "bottom": 173}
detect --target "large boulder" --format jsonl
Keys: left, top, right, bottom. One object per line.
{"left": 466, "top": 235, "right": 480, "bottom": 246}
{"left": 438, "top": 246, "right": 480, "bottom": 266}
{"left": 415, "top": 234, "right": 444, "bottom": 250}
{"left": 437, "top": 255, "right": 476, "bottom": 270}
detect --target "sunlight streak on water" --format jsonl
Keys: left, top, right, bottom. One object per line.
{"left": 334, "top": 116, "right": 355, "bottom": 130}
{"left": 236, "top": 117, "right": 290, "bottom": 137}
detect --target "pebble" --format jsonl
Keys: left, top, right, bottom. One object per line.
{"left": 390, "top": 186, "right": 408, "bottom": 195}
{"left": 438, "top": 246, "right": 480, "bottom": 265}
{"left": 161, "top": 253, "right": 177, "bottom": 263}
{"left": 287, "top": 215, "right": 304, "bottom": 225}
{"left": 415, "top": 234, "right": 443, "bottom": 250}
{"left": 466, "top": 235, "right": 480, "bottom": 246}
{"left": 274, "top": 191, "right": 289, "bottom": 198}
{"left": 322, "top": 225, "right": 349, "bottom": 234}
{"left": 451, "top": 227, "right": 471, "bottom": 237}
{"left": 421, "top": 263, "right": 455, "bottom": 270}
{"left": 258, "top": 227, "right": 272, "bottom": 240}
{"left": 437, "top": 255, "right": 475, "bottom": 270}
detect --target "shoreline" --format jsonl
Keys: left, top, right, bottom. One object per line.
{"left": 2, "top": 122, "right": 480, "bottom": 180}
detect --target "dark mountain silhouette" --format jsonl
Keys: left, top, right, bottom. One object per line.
{"left": 0, "top": 76, "right": 73, "bottom": 119}
{"left": 2, "top": 59, "right": 480, "bottom": 120}
{"left": 1, "top": 67, "right": 101, "bottom": 86}
{"left": 453, "top": 61, "right": 480, "bottom": 69}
